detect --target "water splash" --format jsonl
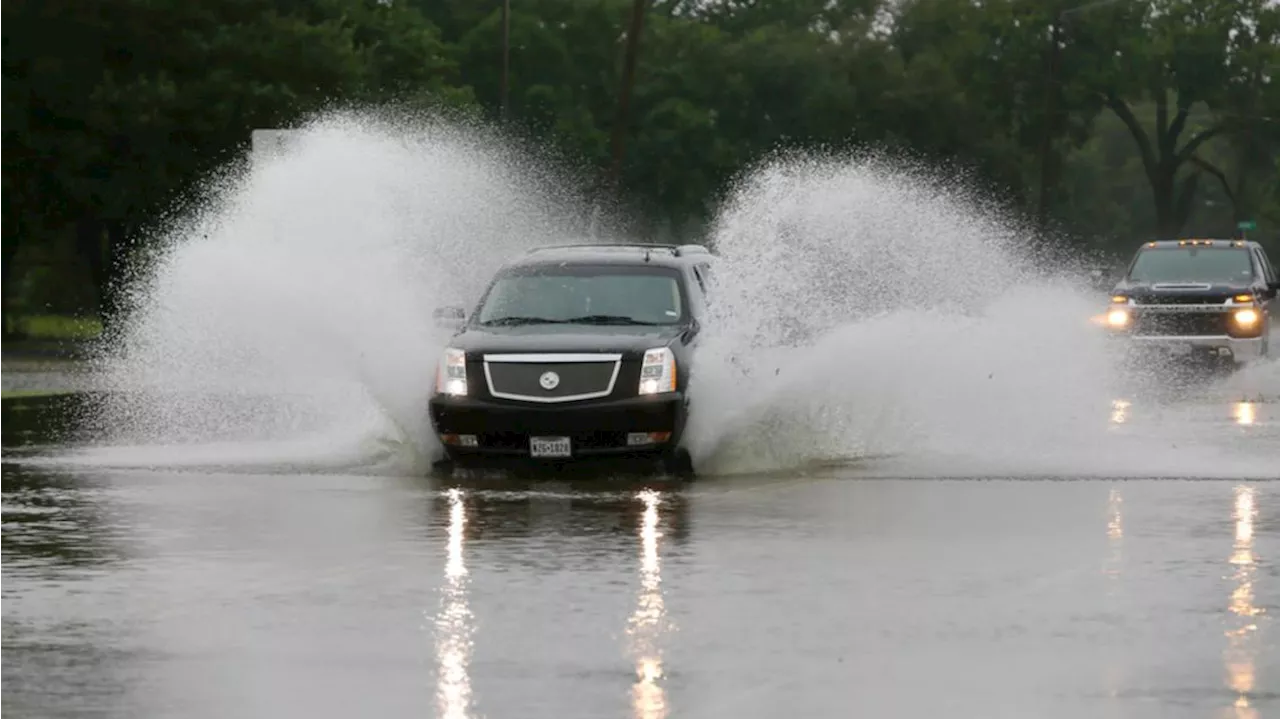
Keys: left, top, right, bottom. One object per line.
{"left": 23, "top": 126, "right": 1279, "bottom": 479}
{"left": 684, "top": 152, "right": 1280, "bottom": 478}
{"left": 75, "top": 109, "right": 597, "bottom": 471}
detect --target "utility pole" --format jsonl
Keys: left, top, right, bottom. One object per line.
{"left": 500, "top": 0, "right": 511, "bottom": 120}
{"left": 608, "top": 0, "right": 649, "bottom": 193}
{"left": 1036, "top": 17, "right": 1062, "bottom": 231}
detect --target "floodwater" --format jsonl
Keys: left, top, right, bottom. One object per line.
{"left": 9, "top": 113, "right": 1280, "bottom": 718}
{"left": 3, "top": 371, "right": 1278, "bottom": 719}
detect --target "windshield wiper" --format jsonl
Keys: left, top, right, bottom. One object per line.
{"left": 562, "top": 315, "right": 662, "bottom": 326}
{"left": 480, "top": 316, "right": 568, "bottom": 326}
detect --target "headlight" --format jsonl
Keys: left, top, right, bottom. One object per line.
{"left": 1106, "top": 308, "right": 1130, "bottom": 329}
{"left": 1233, "top": 308, "right": 1259, "bottom": 328}
{"left": 638, "top": 347, "right": 676, "bottom": 395}
{"left": 436, "top": 348, "right": 468, "bottom": 396}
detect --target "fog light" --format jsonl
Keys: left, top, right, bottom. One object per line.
{"left": 1107, "top": 308, "right": 1130, "bottom": 328}
{"left": 441, "top": 434, "right": 478, "bottom": 447}
{"left": 627, "top": 432, "right": 672, "bottom": 446}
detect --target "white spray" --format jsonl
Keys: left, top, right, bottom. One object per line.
{"left": 78, "top": 111, "right": 595, "bottom": 472}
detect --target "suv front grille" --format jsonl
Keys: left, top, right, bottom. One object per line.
{"left": 483, "top": 354, "right": 622, "bottom": 402}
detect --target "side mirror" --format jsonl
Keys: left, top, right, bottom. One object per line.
{"left": 683, "top": 317, "right": 701, "bottom": 343}
{"left": 433, "top": 305, "right": 465, "bottom": 330}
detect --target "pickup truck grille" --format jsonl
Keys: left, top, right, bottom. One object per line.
{"left": 483, "top": 354, "right": 622, "bottom": 402}
{"left": 1129, "top": 295, "right": 1224, "bottom": 305}
{"left": 1131, "top": 310, "right": 1229, "bottom": 336}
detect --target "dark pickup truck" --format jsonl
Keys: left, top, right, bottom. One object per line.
{"left": 1103, "top": 239, "right": 1278, "bottom": 365}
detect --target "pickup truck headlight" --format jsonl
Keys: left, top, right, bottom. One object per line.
{"left": 1106, "top": 308, "right": 1130, "bottom": 329}
{"left": 1232, "top": 308, "right": 1260, "bottom": 328}
{"left": 639, "top": 347, "right": 677, "bottom": 395}
{"left": 436, "top": 348, "right": 468, "bottom": 397}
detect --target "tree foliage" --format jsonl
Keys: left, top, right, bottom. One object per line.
{"left": 3, "top": 0, "right": 1278, "bottom": 332}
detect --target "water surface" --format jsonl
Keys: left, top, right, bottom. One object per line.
{"left": 4, "top": 392, "right": 1277, "bottom": 719}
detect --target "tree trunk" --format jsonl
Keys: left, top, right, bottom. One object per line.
{"left": 1036, "top": 20, "right": 1063, "bottom": 230}
{"left": 1150, "top": 172, "right": 1176, "bottom": 240}
{"left": 74, "top": 218, "right": 108, "bottom": 327}
{"left": 1106, "top": 90, "right": 1228, "bottom": 241}
{"left": 2, "top": 191, "right": 25, "bottom": 339}
{"left": 608, "top": 0, "right": 650, "bottom": 194}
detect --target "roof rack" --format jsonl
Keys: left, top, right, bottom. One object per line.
{"left": 1147, "top": 238, "right": 1247, "bottom": 248}
{"left": 675, "top": 244, "right": 710, "bottom": 256}
{"left": 527, "top": 243, "right": 711, "bottom": 257}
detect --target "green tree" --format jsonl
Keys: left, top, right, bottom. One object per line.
{"left": 1085, "top": 0, "right": 1277, "bottom": 239}
{"left": 2, "top": 0, "right": 466, "bottom": 331}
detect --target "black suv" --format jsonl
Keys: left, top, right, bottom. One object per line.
{"left": 1103, "top": 239, "right": 1278, "bottom": 364}
{"left": 427, "top": 243, "right": 715, "bottom": 476}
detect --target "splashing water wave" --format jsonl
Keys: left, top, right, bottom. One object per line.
{"left": 683, "top": 153, "right": 1280, "bottom": 478}
{"left": 57, "top": 110, "right": 597, "bottom": 473}
{"left": 20, "top": 125, "right": 1279, "bottom": 479}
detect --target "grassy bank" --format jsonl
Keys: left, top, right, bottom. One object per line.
{"left": 13, "top": 315, "right": 103, "bottom": 341}
{"left": 4, "top": 314, "right": 101, "bottom": 360}
{"left": 1, "top": 388, "right": 79, "bottom": 400}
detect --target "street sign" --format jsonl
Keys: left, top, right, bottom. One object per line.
{"left": 1238, "top": 220, "right": 1257, "bottom": 231}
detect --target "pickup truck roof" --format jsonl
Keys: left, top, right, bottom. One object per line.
{"left": 510, "top": 243, "right": 713, "bottom": 270}
{"left": 1138, "top": 239, "right": 1257, "bottom": 249}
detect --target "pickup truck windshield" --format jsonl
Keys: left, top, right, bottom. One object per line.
{"left": 477, "top": 267, "right": 685, "bottom": 326}
{"left": 1128, "top": 247, "right": 1255, "bottom": 284}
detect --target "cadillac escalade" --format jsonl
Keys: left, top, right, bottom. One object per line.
{"left": 427, "top": 243, "right": 716, "bottom": 477}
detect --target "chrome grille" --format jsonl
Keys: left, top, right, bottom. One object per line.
{"left": 483, "top": 353, "right": 622, "bottom": 403}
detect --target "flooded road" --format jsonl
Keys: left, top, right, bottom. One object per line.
{"left": 4, "top": 389, "right": 1278, "bottom": 719}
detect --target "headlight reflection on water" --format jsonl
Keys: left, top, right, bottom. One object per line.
{"left": 1224, "top": 485, "right": 1263, "bottom": 719}
{"left": 1105, "top": 488, "right": 1124, "bottom": 577}
{"left": 628, "top": 489, "right": 670, "bottom": 719}
{"left": 1110, "top": 399, "right": 1131, "bottom": 426}
{"left": 434, "top": 487, "right": 475, "bottom": 719}
{"left": 1234, "top": 402, "right": 1256, "bottom": 427}
{"left": 1103, "top": 488, "right": 1126, "bottom": 700}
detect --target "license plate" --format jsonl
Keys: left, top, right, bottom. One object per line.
{"left": 530, "top": 436, "right": 571, "bottom": 458}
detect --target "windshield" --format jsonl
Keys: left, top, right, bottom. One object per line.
{"left": 476, "top": 267, "right": 686, "bottom": 326}
{"left": 1127, "top": 248, "right": 1255, "bottom": 284}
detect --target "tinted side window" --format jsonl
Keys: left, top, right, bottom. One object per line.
{"left": 692, "top": 264, "right": 710, "bottom": 296}
{"left": 1254, "top": 247, "right": 1277, "bottom": 284}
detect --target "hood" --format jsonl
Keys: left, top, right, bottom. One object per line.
{"left": 446, "top": 322, "right": 686, "bottom": 356}
{"left": 1112, "top": 279, "right": 1257, "bottom": 302}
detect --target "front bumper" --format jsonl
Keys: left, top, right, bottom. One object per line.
{"left": 1113, "top": 334, "right": 1265, "bottom": 361}
{"left": 428, "top": 392, "right": 687, "bottom": 462}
